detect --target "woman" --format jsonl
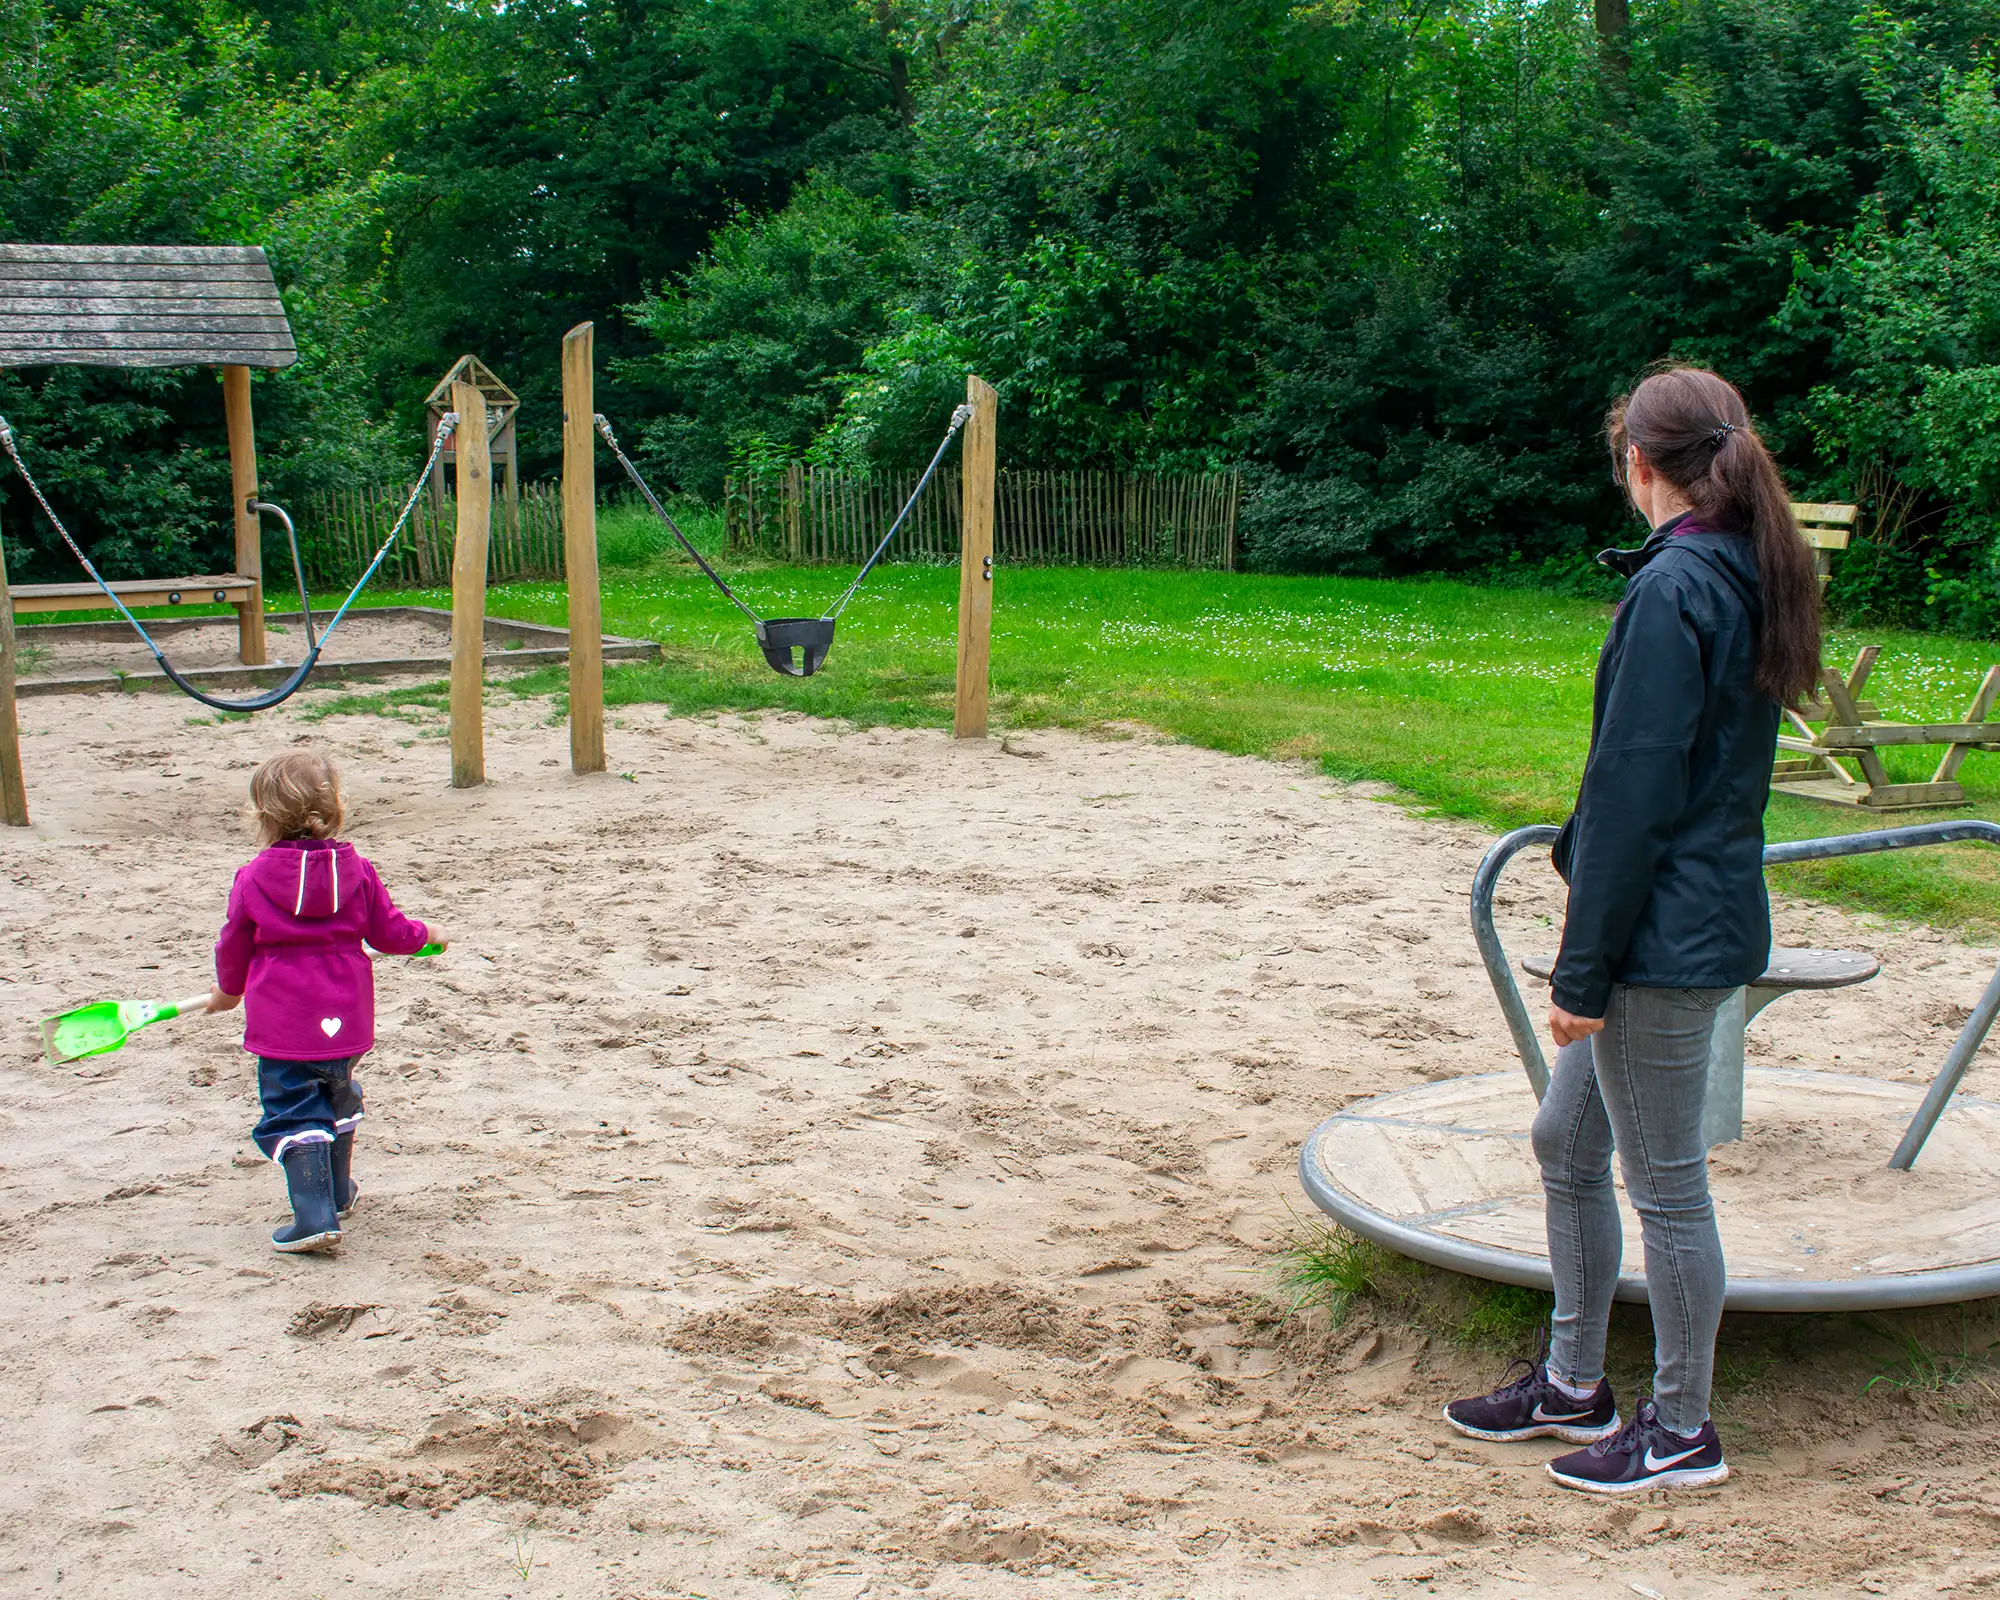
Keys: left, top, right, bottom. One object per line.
{"left": 1442, "top": 366, "right": 1822, "bottom": 1493}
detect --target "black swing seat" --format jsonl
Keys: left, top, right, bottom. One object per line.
{"left": 756, "top": 617, "right": 836, "bottom": 677}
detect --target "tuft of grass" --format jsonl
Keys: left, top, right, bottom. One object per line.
{"left": 596, "top": 501, "right": 674, "bottom": 568}
{"left": 1452, "top": 1279, "right": 1555, "bottom": 1349}
{"left": 1862, "top": 1311, "right": 2000, "bottom": 1398}
{"left": 596, "top": 496, "right": 728, "bottom": 570}
{"left": 1276, "top": 1220, "right": 1552, "bottom": 1350}
{"left": 1277, "top": 1220, "right": 1387, "bottom": 1326}
{"left": 12, "top": 638, "right": 49, "bottom": 676}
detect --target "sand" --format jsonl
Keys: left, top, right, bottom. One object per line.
{"left": 4, "top": 684, "right": 2000, "bottom": 1598}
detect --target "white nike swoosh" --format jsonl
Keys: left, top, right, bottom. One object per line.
{"left": 1643, "top": 1443, "right": 1705, "bottom": 1471}
{"left": 1530, "top": 1402, "right": 1594, "bottom": 1422}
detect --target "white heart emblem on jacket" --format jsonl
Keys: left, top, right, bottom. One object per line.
{"left": 320, "top": 1017, "right": 343, "bottom": 1038}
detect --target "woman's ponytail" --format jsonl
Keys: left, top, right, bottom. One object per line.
{"left": 1606, "top": 366, "right": 1822, "bottom": 706}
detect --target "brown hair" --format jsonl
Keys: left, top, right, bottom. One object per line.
{"left": 250, "top": 751, "right": 344, "bottom": 845}
{"left": 1607, "top": 365, "right": 1822, "bottom": 705}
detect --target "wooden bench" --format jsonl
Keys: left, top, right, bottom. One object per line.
{"left": 1521, "top": 946, "right": 1880, "bottom": 1146}
{"left": 1770, "top": 503, "right": 2000, "bottom": 810}
{"left": 10, "top": 574, "right": 259, "bottom": 615}
{"left": 1773, "top": 645, "right": 2000, "bottom": 811}
{"left": 11, "top": 575, "right": 265, "bottom": 666}
{"left": 1794, "top": 501, "right": 1856, "bottom": 589}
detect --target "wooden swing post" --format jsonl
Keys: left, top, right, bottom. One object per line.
{"left": 954, "top": 374, "right": 998, "bottom": 739}
{"left": 562, "top": 322, "right": 605, "bottom": 774}
{"left": 0, "top": 531, "right": 28, "bottom": 826}
{"left": 221, "top": 364, "right": 267, "bottom": 665}
{"left": 448, "top": 380, "right": 491, "bottom": 788}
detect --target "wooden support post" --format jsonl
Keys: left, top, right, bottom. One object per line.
{"left": 0, "top": 531, "right": 28, "bottom": 827}
{"left": 562, "top": 322, "right": 606, "bottom": 775}
{"left": 504, "top": 425, "right": 520, "bottom": 546}
{"left": 221, "top": 365, "right": 267, "bottom": 666}
{"left": 449, "top": 380, "right": 491, "bottom": 789}
{"left": 955, "top": 374, "right": 998, "bottom": 740}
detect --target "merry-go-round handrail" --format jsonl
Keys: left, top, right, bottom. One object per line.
{"left": 1469, "top": 818, "right": 2000, "bottom": 1170}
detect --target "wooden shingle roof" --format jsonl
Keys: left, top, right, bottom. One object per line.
{"left": 0, "top": 244, "right": 297, "bottom": 370}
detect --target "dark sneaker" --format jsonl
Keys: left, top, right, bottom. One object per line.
{"left": 1546, "top": 1399, "right": 1728, "bottom": 1494}
{"left": 1443, "top": 1357, "right": 1620, "bottom": 1444}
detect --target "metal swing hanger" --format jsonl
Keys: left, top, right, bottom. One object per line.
{"left": 0, "top": 413, "right": 458, "bottom": 714}
{"left": 593, "top": 405, "right": 975, "bottom": 677}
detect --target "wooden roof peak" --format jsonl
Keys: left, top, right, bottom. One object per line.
{"left": 424, "top": 355, "right": 519, "bottom": 413}
{"left": 0, "top": 243, "right": 296, "bottom": 370}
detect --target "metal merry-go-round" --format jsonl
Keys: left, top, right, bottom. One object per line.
{"left": 1299, "top": 821, "right": 2000, "bottom": 1312}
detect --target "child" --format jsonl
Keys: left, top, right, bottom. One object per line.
{"left": 207, "top": 751, "right": 444, "bottom": 1253}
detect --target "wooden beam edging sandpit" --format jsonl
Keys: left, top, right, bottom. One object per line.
{"left": 9, "top": 607, "right": 658, "bottom": 699}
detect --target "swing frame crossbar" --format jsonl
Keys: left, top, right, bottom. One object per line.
{"left": 593, "top": 406, "right": 973, "bottom": 677}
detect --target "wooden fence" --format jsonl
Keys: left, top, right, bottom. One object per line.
{"left": 725, "top": 465, "right": 1240, "bottom": 570}
{"left": 295, "top": 480, "right": 566, "bottom": 588}
{"left": 296, "top": 462, "right": 1242, "bottom": 587}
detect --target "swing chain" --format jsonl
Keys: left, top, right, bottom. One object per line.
{"left": 0, "top": 407, "right": 461, "bottom": 714}
{"left": 820, "top": 401, "right": 976, "bottom": 621}
{"left": 592, "top": 414, "right": 763, "bottom": 623}
{"left": 0, "top": 412, "right": 121, "bottom": 595}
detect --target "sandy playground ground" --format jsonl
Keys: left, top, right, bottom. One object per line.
{"left": 5, "top": 679, "right": 2000, "bottom": 1598}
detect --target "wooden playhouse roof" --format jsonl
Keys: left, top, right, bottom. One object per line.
{"left": 0, "top": 244, "right": 297, "bottom": 370}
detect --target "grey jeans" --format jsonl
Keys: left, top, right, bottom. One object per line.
{"left": 1531, "top": 982, "right": 1735, "bottom": 1432}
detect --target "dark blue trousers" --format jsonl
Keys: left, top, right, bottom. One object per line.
{"left": 254, "top": 1055, "right": 363, "bottom": 1161}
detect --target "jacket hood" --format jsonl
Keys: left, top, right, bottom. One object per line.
{"left": 1597, "top": 512, "right": 1761, "bottom": 605}
{"left": 247, "top": 838, "right": 358, "bottom": 921}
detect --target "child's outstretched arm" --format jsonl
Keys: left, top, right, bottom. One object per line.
{"left": 362, "top": 861, "right": 439, "bottom": 955}
{"left": 212, "top": 871, "right": 253, "bottom": 1012}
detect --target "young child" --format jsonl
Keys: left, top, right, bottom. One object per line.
{"left": 207, "top": 751, "right": 444, "bottom": 1253}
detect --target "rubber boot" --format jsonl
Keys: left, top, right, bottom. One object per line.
{"left": 331, "top": 1130, "right": 358, "bottom": 1218}
{"left": 272, "top": 1139, "right": 342, "bottom": 1253}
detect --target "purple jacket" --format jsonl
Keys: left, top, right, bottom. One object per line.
{"left": 214, "top": 839, "right": 430, "bottom": 1060}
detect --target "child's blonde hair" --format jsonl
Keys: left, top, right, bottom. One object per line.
{"left": 250, "top": 751, "right": 344, "bottom": 844}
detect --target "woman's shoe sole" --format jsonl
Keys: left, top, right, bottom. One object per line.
{"left": 1546, "top": 1461, "right": 1730, "bottom": 1494}
{"left": 271, "top": 1230, "right": 341, "bottom": 1254}
{"left": 1442, "top": 1405, "right": 1622, "bottom": 1445}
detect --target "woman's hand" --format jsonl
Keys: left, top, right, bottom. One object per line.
{"left": 206, "top": 986, "right": 243, "bottom": 1014}
{"left": 1549, "top": 1006, "right": 1604, "bottom": 1048}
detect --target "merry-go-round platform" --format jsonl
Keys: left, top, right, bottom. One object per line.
{"left": 1299, "top": 821, "right": 2000, "bottom": 1313}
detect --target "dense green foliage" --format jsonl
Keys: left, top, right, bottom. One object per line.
{"left": 3, "top": 0, "right": 1998, "bottom": 632}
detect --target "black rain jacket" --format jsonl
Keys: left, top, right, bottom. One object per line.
{"left": 1549, "top": 513, "right": 1781, "bottom": 1018}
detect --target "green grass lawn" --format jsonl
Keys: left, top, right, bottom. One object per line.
{"left": 28, "top": 524, "right": 2000, "bottom": 935}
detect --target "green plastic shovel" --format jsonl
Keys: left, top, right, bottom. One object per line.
{"left": 42, "top": 994, "right": 211, "bottom": 1064}
{"left": 40, "top": 943, "right": 445, "bottom": 1065}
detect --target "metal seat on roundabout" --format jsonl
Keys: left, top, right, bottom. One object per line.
{"left": 1298, "top": 820, "right": 2000, "bottom": 1312}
